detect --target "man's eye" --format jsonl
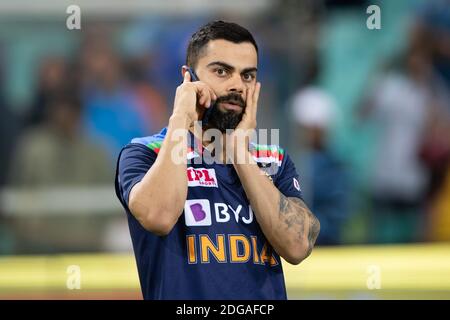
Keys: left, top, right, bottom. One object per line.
{"left": 216, "top": 68, "right": 227, "bottom": 76}
{"left": 243, "top": 73, "right": 255, "bottom": 81}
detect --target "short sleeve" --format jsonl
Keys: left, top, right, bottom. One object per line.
{"left": 115, "top": 143, "right": 157, "bottom": 210}
{"left": 274, "top": 152, "right": 304, "bottom": 200}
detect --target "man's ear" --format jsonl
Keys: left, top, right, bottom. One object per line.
{"left": 181, "top": 65, "right": 189, "bottom": 77}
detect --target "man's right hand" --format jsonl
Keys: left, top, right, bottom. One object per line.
{"left": 129, "top": 69, "right": 216, "bottom": 236}
{"left": 172, "top": 70, "right": 217, "bottom": 126}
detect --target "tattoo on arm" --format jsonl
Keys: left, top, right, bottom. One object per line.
{"left": 279, "top": 194, "right": 320, "bottom": 257}
{"left": 306, "top": 209, "right": 320, "bottom": 257}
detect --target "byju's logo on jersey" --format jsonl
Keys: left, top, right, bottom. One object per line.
{"left": 184, "top": 200, "right": 254, "bottom": 227}
{"left": 184, "top": 199, "right": 212, "bottom": 226}
{"left": 187, "top": 168, "right": 218, "bottom": 188}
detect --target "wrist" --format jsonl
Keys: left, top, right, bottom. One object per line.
{"left": 231, "top": 146, "right": 254, "bottom": 166}
{"left": 226, "top": 131, "right": 251, "bottom": 164}
{"left": 169, "top": 113, "right": 191, "bottom": 130}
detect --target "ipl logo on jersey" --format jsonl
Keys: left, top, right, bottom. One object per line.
{"left": 187, "top": 168, "right": 218, "bottom": 188}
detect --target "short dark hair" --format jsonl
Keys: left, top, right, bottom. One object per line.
{"left": 186, "top": 20, "right": 258, "bottom": 69}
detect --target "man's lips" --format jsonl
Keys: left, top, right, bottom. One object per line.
{"left": 220, "top": 102, "right": 243, "bottom": 111}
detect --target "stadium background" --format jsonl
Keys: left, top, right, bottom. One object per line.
{"left": 0, "top": 0, "right": 449, "bottom": 299}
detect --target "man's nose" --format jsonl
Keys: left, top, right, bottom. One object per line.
{"left": 228, "top": 73, "right": 246, "bottom": 95}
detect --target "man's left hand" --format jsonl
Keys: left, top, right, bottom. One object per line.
{"left": 227, "top": 82, "right": 261, "bottom": 164}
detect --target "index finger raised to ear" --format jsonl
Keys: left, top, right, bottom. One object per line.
{"left": 183, "top": 70, "right": 191, "bottom": 83}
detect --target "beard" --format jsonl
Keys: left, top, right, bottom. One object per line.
{"left": 205, "top": 92, "right": 246, "bottom": 133}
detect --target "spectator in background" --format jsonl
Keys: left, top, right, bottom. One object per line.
{"left": 291, "top": 69, "right": 350, "bottom": 245}
{"left": 27, "top": 56, "right": 74, "bottom": 127}
{"left": 9, "top": 94, "right": 112, "bottom": 187}
{"left": 7, "top": 94, "right": 113, "bottom": 253}
{"left": 79, "top": 25, "right": 168, "bottom": 160}
{"left": 359, "top": 44, "right": 439, "bottom": 244}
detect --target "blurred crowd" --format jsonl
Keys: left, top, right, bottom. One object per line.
{"left": 0, "top": 0, "right": 449, "bottom": 254}
{"left": 290, "top": 0, "right": 450, "bottom": 245}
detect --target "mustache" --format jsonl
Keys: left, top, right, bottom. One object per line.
{"left": 214, "top": 93, "right": 245, "bottom": 108}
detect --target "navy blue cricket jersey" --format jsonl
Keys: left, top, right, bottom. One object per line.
{"left": 115, "top": 127, "right": 304, "bottom": 300}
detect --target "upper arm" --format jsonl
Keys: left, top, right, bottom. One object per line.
{"left": 274, "top": 153, "right": 304, "bottom": 200}
{"left": 115, "top": 143, "right": 157, "bottom": 211}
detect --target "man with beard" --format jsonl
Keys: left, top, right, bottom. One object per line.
{"left": 115, "top": 21, "right": 320, "bottom": 300}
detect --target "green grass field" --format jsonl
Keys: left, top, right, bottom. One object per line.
{"left": 1, "top": 243, "right": 449, "bottom": 299}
